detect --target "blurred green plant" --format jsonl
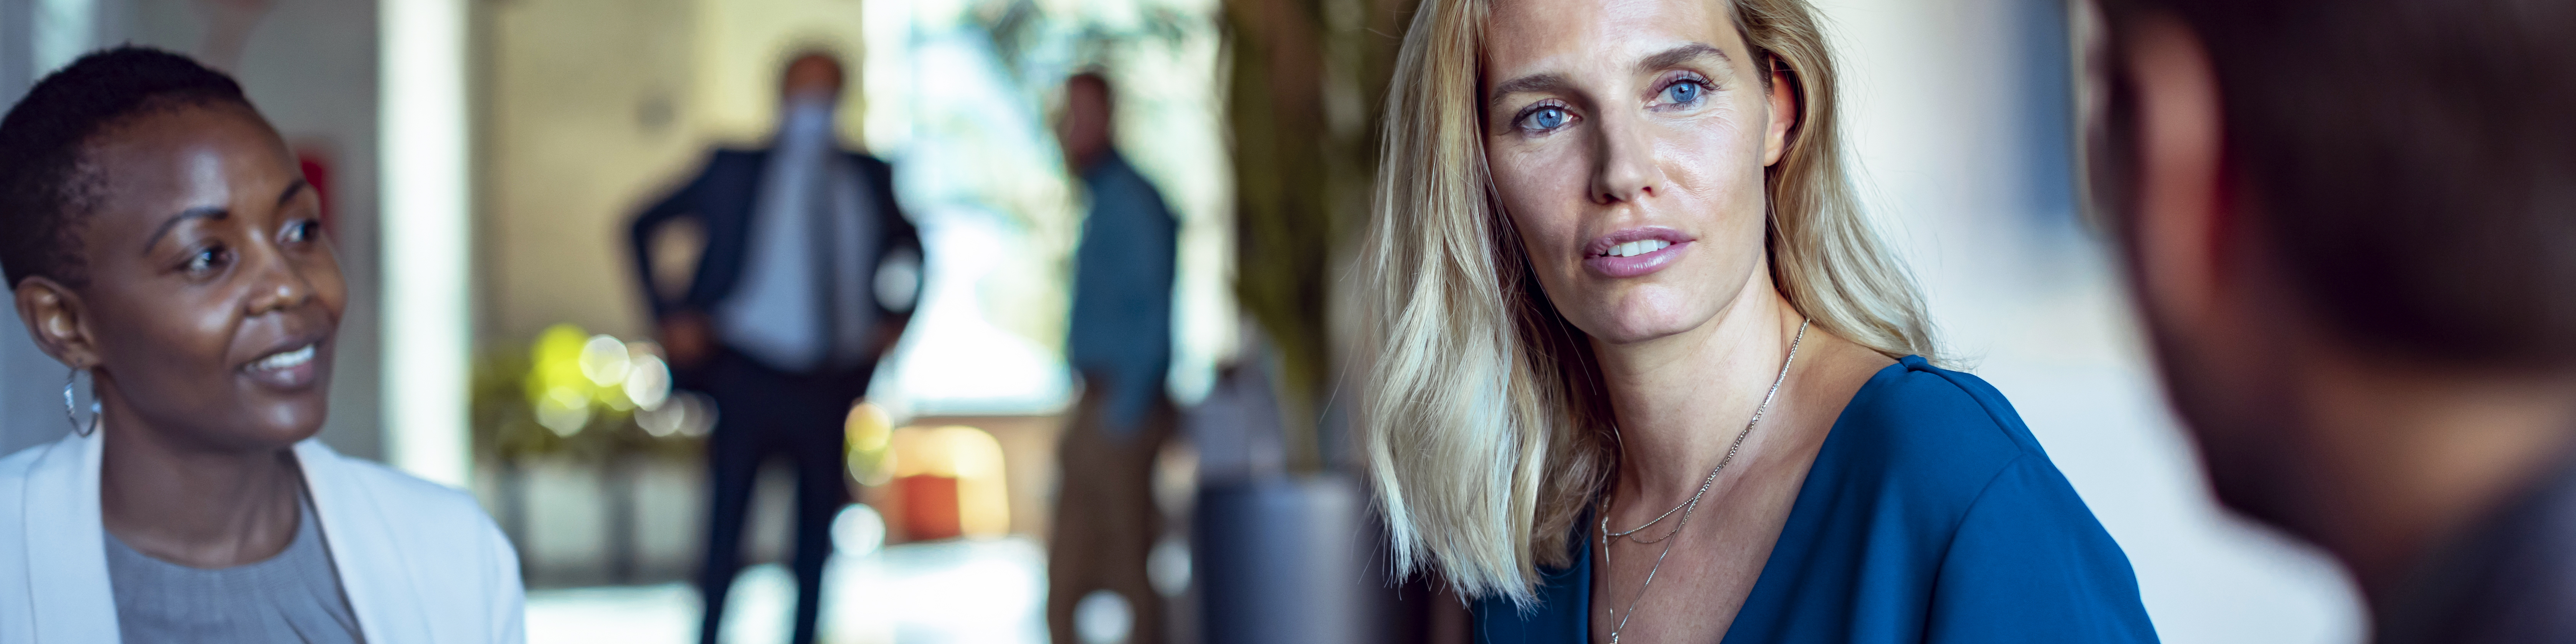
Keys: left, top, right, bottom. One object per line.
{"left": 1226, "top": 0, "right": 1416, "bottom": 473}
{"left": 473, "top": 324, "right": 708, "bottom": 585}
{"left": 472, "top": 323, "right": 704, "bottom": 463}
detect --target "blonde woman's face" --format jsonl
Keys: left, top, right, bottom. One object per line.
{"left": 1484, "top": 0, "right": 1795, "bottom": 345}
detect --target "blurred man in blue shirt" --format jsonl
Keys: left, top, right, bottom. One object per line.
{"left": 1064, "top": 73, "right": 1178, "bottom": 444}
{"left": 1048, "top": 70, "right": 1178, "bottom": 644}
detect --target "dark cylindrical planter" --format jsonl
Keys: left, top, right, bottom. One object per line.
{"left": 1193, "top": 474, "right": 1369, "bottom": 644}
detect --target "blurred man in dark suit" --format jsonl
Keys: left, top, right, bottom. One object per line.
{"left": 2087, "top": 1, "right": 2576, "bottom": 642}
{"left": 628, "top": 50, "right": 921, "bottom": 644}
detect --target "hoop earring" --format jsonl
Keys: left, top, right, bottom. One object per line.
{"left": 64, "top": 368, "right": 98, "bottom": 436}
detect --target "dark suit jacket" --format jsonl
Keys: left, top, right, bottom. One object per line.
{"left": 628, "top": 147, "right": 922, "bottom": 391}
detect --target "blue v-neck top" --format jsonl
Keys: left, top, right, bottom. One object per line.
{"left": 1474, "top": 356, "right": 2160, "bottom": 643}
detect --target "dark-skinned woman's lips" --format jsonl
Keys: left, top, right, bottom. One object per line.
{"left": 241, "top": 342, "right": 322, "bottom": 390}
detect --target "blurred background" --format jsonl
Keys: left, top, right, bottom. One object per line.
{"left": 0, "top": 0, "right": 2366, "bottom": 642}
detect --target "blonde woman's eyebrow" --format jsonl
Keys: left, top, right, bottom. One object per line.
{"left": 1485, "top": 73, "right": 1575, "bottom": 110}
{"left": 1635, "top": 42, "right": 1728, "bottom": 75}
{"left": 1485, "top": 43, "right": 1730, "bottom": 111}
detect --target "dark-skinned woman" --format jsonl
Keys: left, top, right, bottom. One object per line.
{"left": 0, "top": 48, "right": 522, "bottom": 642}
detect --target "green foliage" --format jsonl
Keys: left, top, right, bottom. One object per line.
{"left": 1224, "top": 0, "right": 1416, "bottom": 473}
{"left": 471, "top": 324, "right": 702, "bottom": 463}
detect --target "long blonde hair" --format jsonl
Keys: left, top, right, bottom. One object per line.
{"left": 1358, "top": 0, "right": 1937, "bottom": 606}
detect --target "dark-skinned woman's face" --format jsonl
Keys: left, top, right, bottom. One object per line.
{"left": 74, "top": 103, "right": 343, "bottom": 449}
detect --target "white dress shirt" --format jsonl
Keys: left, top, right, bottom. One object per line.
{"left": 716, "top": 98, "right": 880, "bottom": 374}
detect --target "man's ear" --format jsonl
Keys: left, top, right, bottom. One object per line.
{"left": 14, "top": 277, "right": 99, "bottom": 370}
{"left": 2123, "top": 15, "right": 2230, "bottom": 332}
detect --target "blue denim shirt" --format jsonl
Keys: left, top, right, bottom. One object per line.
{"left": 1066, "top": 151, "right": 1177, "bottom": 437}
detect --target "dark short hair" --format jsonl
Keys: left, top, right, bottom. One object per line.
{"left": 2091, "top": 0, "right": 2576, "bottom": 370}
{"left": 1065, "top": 70, "right": 1112, "bottom": 108}
{"left": 0, "top": 46, "right": 251, "bottom": 289}
{"left": 780, "top": 46, "right": 846, "bottom": 87}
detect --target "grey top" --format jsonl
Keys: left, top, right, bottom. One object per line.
{"left": 104, "top": 488, "right": 365, "bottom": 644}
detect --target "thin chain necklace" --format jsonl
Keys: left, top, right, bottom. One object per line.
{"left": 1599, "top": 319, "right": 1808, "bottom": 644}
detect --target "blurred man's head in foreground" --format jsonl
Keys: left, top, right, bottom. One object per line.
{"left": 1056, "top": 71, "right": 1114, "bottom": 173}
{"left": 2086, "top": 0, "right": 2576, "bottom": 592}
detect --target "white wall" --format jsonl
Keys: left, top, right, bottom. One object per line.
{"left": 0, "top": 0, "right": 86, "bottom": 457}
{"left": 0, "top": 320, "right": 64, "bottom": 457}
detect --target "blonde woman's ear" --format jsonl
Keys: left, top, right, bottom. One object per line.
{"left": 1761, "top": 64, "right": 1798, "bottom": 167}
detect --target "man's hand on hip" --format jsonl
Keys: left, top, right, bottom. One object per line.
{"left": 660, "top": 310, "right": 716, "bottom": 370}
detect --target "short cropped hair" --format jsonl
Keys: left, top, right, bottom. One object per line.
{"left": 2091, "top": 0, "right": 2576, "bottom": 370}
{"left": 1064, "top": 70, "right": 1112, "bottom": 105}
{"left": 0, "top": 46, "right": 251, "bottom": 289}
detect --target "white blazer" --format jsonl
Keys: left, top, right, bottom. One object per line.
{"left": 0, "top": 429, "right": 526, "bottom": 643}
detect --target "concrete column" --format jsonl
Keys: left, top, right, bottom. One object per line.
{"left": 380, "top": 0, "right": 473, "bottom": 487}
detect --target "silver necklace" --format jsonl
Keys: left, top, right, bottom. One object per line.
{"left": 1599, "top": 319, "right": 1807, "bottom": 644}
{"left": 1602, "top": 319, "right": 1809, "bottom": 544}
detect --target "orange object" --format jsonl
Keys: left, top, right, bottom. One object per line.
{"left": 893, "top": 474, "right": 963, "bottom": 541}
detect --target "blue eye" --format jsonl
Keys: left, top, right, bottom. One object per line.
{"left": 1663, "top": 81, "right": 1702, "bottom": 105}
{"left": 1527, "top": 106, "right": 1567, "bottom": 130}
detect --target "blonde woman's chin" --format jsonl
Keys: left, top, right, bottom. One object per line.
{"left": 1566, "top": 286, "right": 1751, "bottom": 347}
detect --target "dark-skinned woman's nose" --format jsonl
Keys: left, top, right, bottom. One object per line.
{"left": 241, "top": 243, "right": 315, "bottom": 316}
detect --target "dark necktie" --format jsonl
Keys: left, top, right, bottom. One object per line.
{"left": 808, "top": 158, "right": 841, "bottom": 373}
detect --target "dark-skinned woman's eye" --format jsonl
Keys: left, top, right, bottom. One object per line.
{"left": 1522, "top": 106, "right": 1568, "bottom": 131}
{"left": 184, "top": 246, "right": 230, "bottom": 274}
{"left": 284, "top": 220, "right": 317, "bottom": 244}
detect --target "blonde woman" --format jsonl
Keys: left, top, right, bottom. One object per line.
{"left": 1360, "top": 0, "right": 2160, "bottom": 641}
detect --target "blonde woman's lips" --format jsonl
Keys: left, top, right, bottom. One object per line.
{"left": 1585, "top": 228, "right": 1691, "bottom": 278}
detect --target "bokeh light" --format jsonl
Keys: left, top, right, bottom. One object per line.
{"left": 636, "top": 390, "right": 718, "bottom": 439}
{"left": 535, "top": 387, "right": 592, "bottom": 437}
{"left": 579, "top": 334, "right": 631, "bottom": 388}
{"left": 1072, "top": 590, "right": 1133, "bottom": 644}
{"left": 522, "top": 324, "right": 682, "bottom": 438}
{"left": 846, "top": 401, "right": 897, "bottom": 486}
{"left": 832, "top": 503, "right": 888, "bottom": 556}
{"left": 623, "top": 342, "right": 672, "bottom": 411}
